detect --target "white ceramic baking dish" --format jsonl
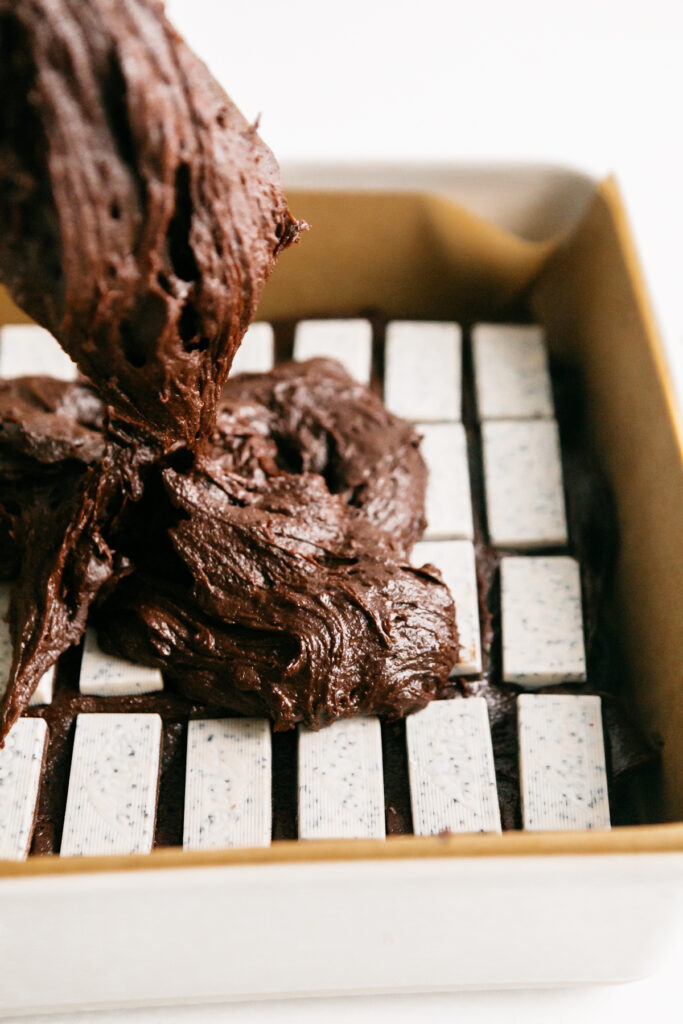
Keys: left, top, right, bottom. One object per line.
{"left": 0, "top": 163, "right": 681, "bottom": 1015}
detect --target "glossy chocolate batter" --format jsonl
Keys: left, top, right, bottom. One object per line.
{"left": 0, "top": 0, "right": 303, "bottom": 450}
{"left": 0, "top": 0, "right": 319, "bottom": 736}
{"left": 0, "top": 356, "right": 458, "bottom": 736}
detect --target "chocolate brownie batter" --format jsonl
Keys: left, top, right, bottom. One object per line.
{"left": 0, "top": 356, "right": 459, "bottom": 736}
{"left": 0, "top": 0, "right": 317, "bottom": 735}
{"left": 0, "top": 0, "right": 302, "bottom": 450}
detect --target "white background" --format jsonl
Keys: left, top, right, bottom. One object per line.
{"left": 165, "top": 0, "right": 683, "bottom": 407}
{"left": 12, "top": 1, "right": 683, "bottom": 1021}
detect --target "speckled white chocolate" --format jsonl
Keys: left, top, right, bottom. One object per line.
{"left": 0, "top": 324, "right": 78, "bottom": 381}
{"left": 0, "top": 717, "right": 48, "bottom": 860}
{"left": 384, "top": 321, "right": 462, "bottom": 422}
{"left": 0, "top": 584, "right": 54, "bottom": 706}
{"left": 298, "top": 717, "right": 385, "bottom": 840}
{"left": 418, "top": 422, "right": 473, "bottom": 540}
{"left": 293, "top": 319, "right": 372, "bottom": 383}
{"left": 413, "top": 540, "right": 482, "bottom": 676}
{"left": 406, "top": 698, "right": 501, "bottom": 835}
{"left": 472, "top": 324, "right": 554, "bottom": 421}
{"left": 518, "top": 694, "right": 610, "bottom": 831}
{"left": 79, "top": 628, "right": 164, "bottom": 696}
{"left": 501, "top": 556, "right": 586, "bottom": 685}
{"left": 230, "top": 322, "right": 274, "bottom": 375}
{"left": 183, "top": 718, "right": 271, "bottom": 851}
{"left": 482, "top": 419, "right": 568, "bottom": 548}
{"left": 60, "top": 713, "right": 162, "bottom": 857}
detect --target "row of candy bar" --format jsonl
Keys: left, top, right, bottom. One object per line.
{"left": 0, "top": 692, "right": 610, "bottom": 860}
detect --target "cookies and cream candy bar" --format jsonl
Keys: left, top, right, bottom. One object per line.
{"left": 0, "top": 585, "right": 54, "bottom": 706}
{"left": 79, "top": 629, "right": 164, "bottom": 697}
{"left": 482, "top": 419, "right": 568, "bottom": 549}
{"left": 501, "top": 556, "right": 586, "bottom": 685}
{"left": 230, "top": 322, "right": 275, "bottom": 376}
{"left": 183, "top": 719, "right": 272, "bottom": 850}
{"left": 60, "top": 713, "right": 162, "bottom": 857}
{"left": 473, "top": 323, "right": 554, "bottom": 420}
{"left": 294, "top": 319, "right": 372, "bottom": 383}
{"left": 384, "top": 321, "right": 462, "bottom": 422}
{"left": 518, "top": 694, "right": 610, "bottom": 830}
{"left": 419, "top": 422, "right": 474, "bottom": 540}
{"left": 298, "top": 717, "right": 385, "bottom": 840}
{"left": 407, "top": 698, "right": 501, "bottom": 835}
{"left": 413, "top": 540, "right": 482, "bottom": 677}
{"left": 0, "top": 718, "right": 48, "bottom": 860}
{"left": 0, "top": 324, "right": 78, "bottom": 381}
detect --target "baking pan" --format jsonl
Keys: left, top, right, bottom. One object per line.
{"left": 0, "top": 164, "right": 681, "bottom": 1014}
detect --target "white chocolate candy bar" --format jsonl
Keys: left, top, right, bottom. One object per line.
{"left": 0, "top": 324, "right": 78, "bottom": 381}
{"left": 230, "top": 322, "right": 274, "bottom": 375}
{"left": 0, "top": 718, "right": 48, "bottom": 860}
{"left": 501, "top": 556, "right": 586, "bottom": 686}
{"left": 419, "top": 422, "right": 473, "bottom": 540}
{"left": 298, "top": 717, "right": 385, "bottom": 840}
{"left": 413, "top": 540, "right": 482, "bottom": 676}
{"left": 79, "top": 628, "right": 164, "bottom": 696}
{"left": 407, "top": 698, "right": 501, "bottom": 835}
{"left": 183, "top": 719, "right": 272, "bottom": 851}
{"left": 518, "top": 694, "right": 610, "bottom": 831}
{"left": 473, "top": 323, "right": 554, "bottom": 420}
{"left": 0, "top": 585, "right": 54, "bottom": 706}
{"left": 60, "top": 713, "right": 162, "bottom": 857}
{"left": 293, "top": 319, "right": 372, "bottom": 383}
{"left": 384, "top": 321, "right": 461, "bottom": 422}
{"left": 482, "top": 419, "right": 568, "bottom": 549}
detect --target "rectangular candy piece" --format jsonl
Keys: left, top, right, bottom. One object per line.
{"left": 384, "top": 321, "right": 462, "bottom": 422}
{"left": 472, "top": 323, "right": 554, "bottom": 420}
{"left": 412, "top": 540, "right": 482, "bottom": 676}
{"left": 0, "top": 324, "right": 78, "bottom": 381}
{"left": 0, "top": 585, "right": 54, "bottom": 706}
{"left": 482, "top": 419, "right": 568, "bottom": 549}
{"left": 61, "top": 713, "right": 162, "bottom": 857}
{"left": 298, "top": 717, "right": 385, "bottom": 840}
{"left": 293, "top": 319, "right": 372, "bottom": 383}
{"left": 419, "top": 422, "right": 473, "bottom": 540}
{"left": 407, "top": 698, "right": 501, "bottom": 835}
{"left": 518, "top": 694, "right": 611, "bottom": 830}
{"left": 501, "top": 556, "right": 586, "bottom": 685}
{"left": 79, "top": 628, "right": 164, "bottom": 696}
{"left": 183, "top": 719, "right": 272, "bottom": 851}
{"left": 0, "top": 718, "right": 48, "bottom": 860}
{"left": 230, "top": 322, "right": 274, "bottom": 375}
